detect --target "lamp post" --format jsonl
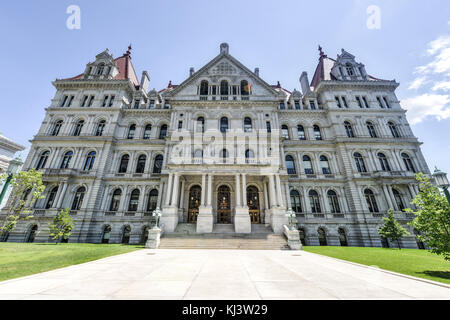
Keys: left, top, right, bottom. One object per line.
{"left": 432, "top": 167, "right": 450, "bottom": 204}
{"left": 0, "top": 158, "right": 23, "bottom": 206}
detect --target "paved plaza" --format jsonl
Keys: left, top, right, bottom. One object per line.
{"left": 0, "top": 249, "right": 448, "bottom": 300}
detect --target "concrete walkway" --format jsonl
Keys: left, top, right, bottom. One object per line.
{"left": 0, "top": 249, "right": 448, "bottom": 300}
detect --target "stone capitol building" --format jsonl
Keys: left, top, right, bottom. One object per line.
{"left": 2, "top": 43, "right": 430, "bottom": 249}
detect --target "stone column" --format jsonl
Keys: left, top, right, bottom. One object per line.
{"left": 157, "top": 181, "right": 164, "bottom": 207}
{"left": 179, "top": 179, "right": 185, "bottom": 209}
{"left": 164, "top": 173, "right": 173, "bottom": 206}
{"left": 207, "top": 174, "right": 213, "bottom": 206}
{"left": 285, "top": 182, "right": 291, "bottom": 209}
{"left": 275, "top": 174, "right": 284, "bottom": 207}
{"left": 263, "top": 182, "right": 269, "bottom": 210}
{"left": 242, "top": 173, "right": 247, "bottom": 207}
{"left": 171, "top": 173, "right": 180, "bottom": 208}
{"left": 235, "top": 173, "right": 241, "bottom": 207}
{"left": 268, "top": 174, "right": 276, "bottom": 208}
{"left": 197, "top": 173, "right": 213, "bottom": 233}
{"left": 201, "top": 174, "right": 206, "bottom": 206}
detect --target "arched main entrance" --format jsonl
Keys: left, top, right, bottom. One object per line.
{"left": 247, "top": 186, "right": 261, "bottom": 224}
{"left": 217, "top": 185, "right": 231, "bottom": 224}
{"left": 188, "top": 185, "right": 201, "bottom": 223}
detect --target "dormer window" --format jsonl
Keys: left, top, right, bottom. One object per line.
{"left": 279, "top": 102, "right": 285, "bottom": 109}
{"left": 309, "top": 100, "right": 316, "bottom": 110}
{"left": 345, "top": 63, "right": 354, "bottom": 76}
{"left": 149, "top": 100, "right": 155, "bottom": 109}
{"left": 97, "top": 64, "right": 105, "bottom": 75}
{"left": 294, "top": 100, "right": 300, "bottom": 109}
{"left": 134, "top": 99, "right": 140, "bottom": 109}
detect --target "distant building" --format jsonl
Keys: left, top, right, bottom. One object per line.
{"left": 0, "top": 135, "right": 24, "bottom": 174}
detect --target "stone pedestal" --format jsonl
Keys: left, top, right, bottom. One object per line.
{"left": 269, "top": 207, "right": 288, "bottom": 234}
{"left": 145, "top": 228, "right": 161, "bottom": 249}
{"left": 160, "top": 206, "right": 178, "bottom": 232}
{"left": 234, "top": 207, "right": 251, "bottom": 233}
{"left": 283, "top": 225, "right": 302, "bottom": 250}
{"left": 196, "top": 206, "right": 213, "bottom": 233}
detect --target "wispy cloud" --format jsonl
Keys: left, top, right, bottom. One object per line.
{"left": 402, "top": 93, "right": 450, "bottom": 124}
{"left": 432, "top": 81, "right": 450, "bottom": 91}
{"left": 408, "top": 76, "right": 429, "bottom": 90}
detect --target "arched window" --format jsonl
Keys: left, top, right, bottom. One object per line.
{"left": 200, "top": 80, "right": 209, "bottom": 96}
{"left": 45, "top": 186, "right": 59, "bottom": 209}
{"left": 122, "top": 225, "right": 131, "bottom": 244}
{"left": 127, "top": 124, "right": 136, "bottom": 139}
{"left": 401, "top": 153, "right": 416, "bottom": 172}
{"left": 60, "top": 151, "right": 73, "bottom": 169}
{"left": 220, "top": 80, "right": 229, "bottom": 95}
{"left": 136, "top": 155, "right": 146, "bottom": 173}
{"left": 109, "top": 189, "right": 121, "bottom": 211}
{"left": 96, "top": 120, "right": 106, "bottom": 136}
{"left": 327, "top": 190, "right": 340, "bottom": 213}
{"left": 26, "top": 225, "right": 38, "bottom": 243}
{"left": 297, "top": 125, "right": 306, "bottom": 140}
{"left": 285, "top": 155, "right": 296, "bottom": 174}
{"left": 320, "top": 155, "right": 331, "bottom": 174}
{"left": 388, "top": 121, "right": 400, "bottom": 138}
{"left": 128, "top": 189, "right": 140, "bottom": 211}
{"left": 73, "top": 120, "right": 84, "bottom": 136}
{"left": 354, "top": 152, "right": 367, "bottom": 173}
{"left": 392, "top": 188, "right": 405, "bottom": 211}
{"left": 83, "top": 151, "right": 96, "bottom": 171}
{"left": 71, "top": 186, "right": 86, "bottom": 210}
{"left": 197, "top": 117, "right": 205, "bottom": 133}
{"left": 366, "top": 121, "right": 377, "bottom": 138}
{"left": 309, "top": 190, "right": 321, "bottom": 213}
{"left": 344, "top": 121, "right": 354, "bottom": 138}
{"left": 303, "top": 155, "right": 313, "bottom": 174}
{"left": 313, "top": 125, "right": 322, "bottom": 140}
{"left": 143, "top": 124, "right": 152, "bottom": 139}
{"left": 298, "top": 228, "right": 306, "bottom": 245}
{"left": 51, "top": 120, "right": 63, "bottom": 136}
{"left": 146, "top": 189, "right": 158, "bottom": 212}
{"left": 241, "top": 80, "right": 250, "bottom": 95}
{"left": 102, "top": 225, "right": 111, "bottom": 243}
{"left": 220, "top": 117, "right": 228, "bottom": 133}
{"left": 377, "top": 152, "right": 391, "bottom": 171}
{"left": 221, "top": 149, "right": 228, "bottom": 162}
{"left": 153, "top": 155, "right": 163, "bottom": 173}
{"left": 159, "top": 124, "right": 168, "bottom": 139}
{"left": 338, "top": 228, "right": 348, "bottom": 246}
{"left": 290, "top": 190, "right": 302, "bottom": 213}
{"left": 118, "top": 154, "right": 129, "bottom": 173}
{"left": 244, "top": 117, "right": 252, "bottom": 132}
{"left": 245, "top": 149, "right": 255, "bottom": 159}
{"left": 36, "top": 151, "right": 50, "bottom": 169}
{"left": 317, "top": 228, "right": 327, "bottom": 246}
{"left": 281, "top": 125, "right": 290, "bottom": 139}
{"left": 364, "top": 189, "right": 379, "bottom": 212}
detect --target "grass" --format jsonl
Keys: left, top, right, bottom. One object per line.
{"left": 0, "top": 242, "right": 143, "bottom": 282}
{"left": 303, "top": 246, "right": 450, "bottom": 284}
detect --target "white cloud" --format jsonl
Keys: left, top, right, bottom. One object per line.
{"left": 402, "top": 93, "right": 450, "bottom": 124}
{"left": 416, "top": 35, "right": 450, "bottom": 75}
{"left": 432, "top": 81, "right": 450, "bottom": 91}
{"left": 408, "top": 76, "right": 428, "bottom": 90}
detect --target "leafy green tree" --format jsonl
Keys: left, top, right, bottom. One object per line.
{"left": 0, "top": 169, "right": 45, "bottom": 235}
{"left": 406, "top": 172, "right": 450, "bottom": 260}
{"left": 378, "top": 208, "right": 410, "bottom": 249}
{"left": 48, "top": 208, "right": 74, "bottom": 244}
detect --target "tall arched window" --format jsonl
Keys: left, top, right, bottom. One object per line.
{"left": 26, "top": 225, "right": 38, "bottom": 243}
{"left": 354, "top": 152, "right": 367, "bottom": 173}
{"left": 303, "top": 155, "right": 313, "bottom": 174}
{"left": 309, "top": 190, "right": 321, "bottom": 213}
{"left": 143, "top": 124, "right": 152, "bottom": 139}
{"left": 364, "top": 189, "right": 379, "bottom": 212}
{"left": 392, "top": 188, "right": 405, "bottom": 211}
{"left": 83, "top": 151, "right": 96, "bottom": 171}
{"left": 344, "top": 121, "right": 354, "bottom": 138}
{"left": 338, "top": 228, "right": 348, "bottom": 246}
{"left": 220, "top": 117, "right": 228, "bottom": 133}
{"left": 128, "top": 189, "right": 140, "bottom": 211}
{"left": 244, "top": 117, "right": 252, "bottom": 132}
{"left": 366, "top": 121, "right": 377, "bottom": 138}
{"left": 102, "top": 225, "right": 111, "bottom": 243}
{"left": 153, "top": 155, "right": 163, "bottom": 173}
{"left": 327, "top": 190, "right": 340, "bottom": 213}
{"left": 245, "top": 149, "right": 255, "bottom": 159}
{"left": 60, "top": 151, "right": 73, "bottom": 169}
{"left": 71, "top": 186, "right": 86, "bottom": 210}
{"left": 36, "top": 151, "right": 50, "bottom": 169}
{"left": 290, "top": 190, "right": 302, "bottom": 213}
{"left": 313, "top": 125, "right": 322, "bottom": 140}
{"left": 73, "top": 120, "right": 84, "bottom": 136}
{"left": 320, "top": 155, "right": 331, "bottom": 174}
{"left": 109, "top": 189, "right": 122, "bottom": 211}
{"left": 146, "top": 189, "right": 158, "bottom": 212}
{"left": 241, "top": 80, "right": 250, "bottom": 95}
{"left": 197, "top": 117, "right": 205, "bottom": 133}
{"left": 318, "top": 228, "right": 327, "bottom": 246}
{"left": 377, "top": 152, "right": 391, "bottom": 171}
{"left": 200, "top": 80, "right": 209, "bottom": 96}
{"left": 220, "top": 80, "right": 229, "bottom": 95}
{"left": 285, "top": 155, "right": 296, "bottom": 174}
{"left": 122, "top": 225, "right": 131, "bottom": 244}
{"left": 221, "top": 149, "right": 228, "bottom": 162}
{"left": 45, "top": 186, "right": 59, "bottom": 209}
{"left": 281, "top": 125, "right": 290, "bottom": 139}
{"left": 297, "top": 125, "right": 306, "bottom": 140}
{"left": 136, "top": 155, "right": 146, "bottom": 173}
{"left": 96, "top": 120, "right": 106, "bottom": 136}
{"left": 51, "top": 120, "right": 63, "bottom": 136}
{"left": 159, "top": 124, "right": 168, "bottom": 139}
{"left": 118, "top": 154, "right": 129, "bottom": 173}
{"left": 127, "top": 124, "right": 136, "bottom": 139}
{"left": 388, "top": 121, "right": 400, "bottom": 138}
{"left": 401, "top": 153, "right": 416, "bottom": 172}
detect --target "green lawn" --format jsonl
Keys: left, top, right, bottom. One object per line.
{"left": 303, "top": 246, "right": 450, "bottom": 284}
{"left": 0, "top": 243, "right": 143, "bottom": 282}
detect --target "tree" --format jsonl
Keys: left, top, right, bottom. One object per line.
{"left": 406, "top": 172, "right": 450, "bottom": 260}
{"left": 0, "top": 169, "right": 45, "bottom": 235}
{"left": 378, "top": 208, "right": 410, "bottom": 249}
{"left": 48, "top": 208, "right": 74, "bottom": 244}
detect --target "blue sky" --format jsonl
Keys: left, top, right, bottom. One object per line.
{"left": 0, "top": 0, "right": 449, "bottom": 175}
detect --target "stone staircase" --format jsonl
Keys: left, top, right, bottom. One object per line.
{"left": 159, "top": 223, "right": 289, "bottom": 250}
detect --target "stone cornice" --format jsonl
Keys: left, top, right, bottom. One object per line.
{"left": 169, "top": 100, "right": 278, "bottom": 108}
{"left": 315, "top": 80, "right": 399, "bottom": 92}
{"left": 52, "top": 79, "right": 135, "bottom": 93}
{"left": 0, "top": 136, "right": 25, "bottom": 152}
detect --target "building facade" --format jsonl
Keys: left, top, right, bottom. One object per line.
{"left": 2, "top": 43, "right": 429, "bottom": 248}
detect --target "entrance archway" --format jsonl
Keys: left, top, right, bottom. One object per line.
{"left": 188, "top": 185, "right": 201, "bottom": 223}
{"left": 217, "top": 185, "right": 231, "bottom": 223}
{"left": 247, "top": 186, "right": 260, "bottom": 224}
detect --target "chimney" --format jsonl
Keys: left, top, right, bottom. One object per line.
{"left": 140, "top": 71, "right": 150, "bottom": 92}
{"left": 300, "top": 72, "right": 310, "bottom": 94}
{"left": 254, "top": 68, "right": 259, "bottom": 77}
